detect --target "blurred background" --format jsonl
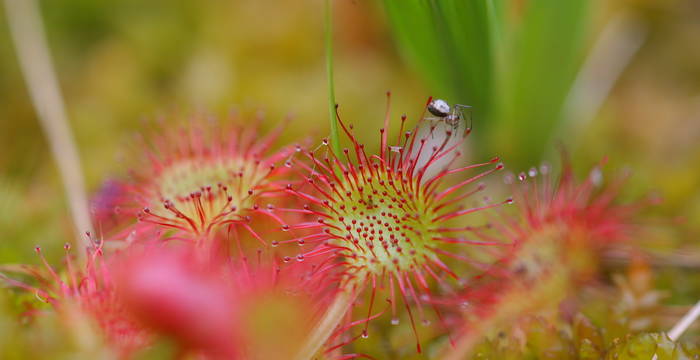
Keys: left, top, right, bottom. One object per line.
{"left": 0, "top": 0, "right": 698, "bottom": 304}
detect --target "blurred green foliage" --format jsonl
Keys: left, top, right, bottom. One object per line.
{"left": 383, "top": 0, "right": 590, "bottom": 167}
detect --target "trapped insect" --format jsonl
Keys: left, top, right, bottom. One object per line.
{"left": 426, "top": 98, "right": 472, "bottom": 133}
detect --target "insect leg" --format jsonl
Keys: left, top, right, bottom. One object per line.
{"left": 453, "top": 104, "right": 473, "bottom": 132}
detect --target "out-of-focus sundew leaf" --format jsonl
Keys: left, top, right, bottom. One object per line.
{"left": 466, "top": 315, "right": 700, "bottom": 360}
{"left": 574, "top": 314, "right": 606, "bottom": 359}
{"left": 604, "top": 333, "right": 700, "bottom": 360}
{"left": 382, "top": 0, "right": 590, "bottom": 167}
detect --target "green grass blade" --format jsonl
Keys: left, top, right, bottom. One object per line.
{"left": 383, "top": 0, "right": 591, "bottom": 167}
{"left": 382, "top": 0, "right": 498, "bottom": 121}
{"left": 325, "top": 0, "right": 341, "bottom": 157}
{"left": 382, "top": 0, "right": 454, "bottom": 96}
{"left": 494, "top": 0, "right": 591, "bottom": 166}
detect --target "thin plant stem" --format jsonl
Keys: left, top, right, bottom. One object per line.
{"left": 651, "top": 299, "right": 700, "bottom": 360}
{"left": 3, "top": 0, "right": 93, "bottom": 260}
{"left": 668, "top": 300, "right": 700, "bottom": 341}
{"left": 294, "top": 289, "right": 355, "bottom": 360}
{"left": 325, "top": 0, "right": 341, "bottom": 157}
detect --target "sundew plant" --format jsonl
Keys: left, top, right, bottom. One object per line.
{"left": 1, "top": 0, "right": 700, "bottom": 359}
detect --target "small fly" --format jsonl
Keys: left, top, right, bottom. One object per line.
{"left": 426, "top": 98, "right": 472, "bottom": 133}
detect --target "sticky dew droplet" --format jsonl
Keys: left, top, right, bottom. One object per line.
{"left": 528, "top": 167, "right": 538, "bottom": 177}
